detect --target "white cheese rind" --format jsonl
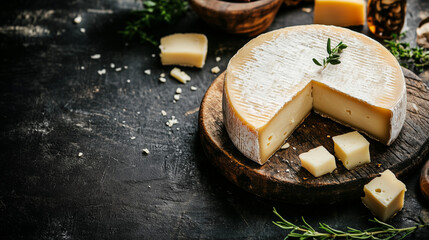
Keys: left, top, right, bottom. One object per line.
{"left": 223, "top": 25, "right": 406, "bottom": 164}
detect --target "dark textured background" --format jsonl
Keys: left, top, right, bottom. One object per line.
{"left": 0, "top": 0, "right": 428, "bottom": 239}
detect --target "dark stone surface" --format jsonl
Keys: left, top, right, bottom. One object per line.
{"left": 0, "top": 1, "right": 428, "bottom": 239}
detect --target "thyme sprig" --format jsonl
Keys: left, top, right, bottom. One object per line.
{"left": 313, "top": 38, "right": 348, "bottom": 70}
{"left": 384, "top": 33, "right": 429, "bottom": 72}
{"left": 273, "top": 208, "right": 429, "bottom": 239}
{"left": 120, "top": 0, "right": 188, "bottom": 45}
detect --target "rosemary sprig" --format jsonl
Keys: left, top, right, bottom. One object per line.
{"left": 120, "top": 0, "right": 188, "bottom": 45}
{"left": 273, "top": 207, "right": 429, "bottom": 239}
{"left": 312, "top": 38, "right": 348, "bottom": 70}
{"left": 384, "top": 33, "right": 429, "bottom": 72}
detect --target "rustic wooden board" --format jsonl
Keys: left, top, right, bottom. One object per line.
{"left": 198, "top": 69, "right": 429, "bottom": 204}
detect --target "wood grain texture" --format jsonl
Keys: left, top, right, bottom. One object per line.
{"left": 199, "top": 69, "right": 429, "bottom": 204}
{"left": 189, "top": 0, "right": 283, "bottom": 36}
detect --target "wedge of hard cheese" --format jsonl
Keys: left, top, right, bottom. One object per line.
{"left": 314, "top": 0, "right": 365, "bottom": 27}
{"left": 223, "top": 25, "right": 406, "bottom": 165}
{"left": 159, "top": 33, "right": 208, "bottom": 68}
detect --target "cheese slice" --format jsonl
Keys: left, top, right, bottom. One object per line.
{"left": 223, "top": 25, "right": 406, "bottom": 165}
{"left": 314, "top": 0, "right": 365, "bottom": 27}
{"left": 159, "top": 33, "right": 208, "bottom": 68}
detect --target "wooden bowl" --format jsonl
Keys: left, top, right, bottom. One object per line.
{"left": 189, "top": 0, "right": 283, "bottom": 36}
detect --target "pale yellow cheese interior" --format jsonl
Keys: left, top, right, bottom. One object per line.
{"left": 362, "top": 170, "right": 406, "bottom": 221}
{"left": 332, "top": 131, "right": 370, "bottom": 170}
{"left": 159, "top": 33, "right": 208, "bottom": 68}
{"left": 314, "top": 0, "right": 365, "bottom": 27}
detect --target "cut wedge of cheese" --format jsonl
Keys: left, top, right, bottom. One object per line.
{"left": 223, "top": 25, "right": 406, "bottom": 165}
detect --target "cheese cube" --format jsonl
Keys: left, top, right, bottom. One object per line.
{"left": 362, "top": 170, "right": 406, "bottom": 221}
{"left": 159, "top": 33, "right": 208, "bottom": 68}
{"left": 314, "top": 0, "right": 365, "bottom": 27}
{"left": 299, "top": 146, "right": 337, "bottom": 177}
{"left": 332, "top": 131, "right": 370, "bottom": 170}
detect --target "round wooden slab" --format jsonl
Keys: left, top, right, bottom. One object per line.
{"left": 198, "top": 69, "right": 429, "bottom": 204}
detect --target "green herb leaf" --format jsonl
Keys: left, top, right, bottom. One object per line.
{"left": 384, "top": 33, "right": 429, "bottom": 72}
{"left": 120, "top": 0, "right": 189, "bottom": 45}
{"left": 313, "top": 38, "right": 347, "bottom": 70}
{"left": 327, "top": 38, "right": 332, "bottom": 54}
{"left": 313, "top": 58, "right": 322, "bottom": 66}
{"left": 273, "top": 207, "right": 429, "bottom": 240}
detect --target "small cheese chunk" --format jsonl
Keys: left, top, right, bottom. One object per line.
{"left": 299, "top": 146, "right": 337, "bottom": 177}
{"left": 332, "top": 131, "right": 370, "bottom": 170}
{"left": 362, "top": 170, "right": 406, "bottom": 221}
{"left": 159, "top": 33, "right": 208, "bottom": 68}
{"left": 314, "top": 0, "right": 365, "bottom": 27}
{"left": 170, "top": 67, "right": 191, "bottom": 84}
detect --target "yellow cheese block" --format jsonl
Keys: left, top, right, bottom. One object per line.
{"left": 159, "top": 33, "right": 208, "bottom": 68}
{"left": 362, "top": 170, "right": 406, "bottom": 221}
{"left": 299, "top": 146, "right": 337, "bottom": 177}
{"left": 332, "top": 131, "right": 370, "bottom": 170}
{"left": 314, "top": 0, "right": 365, "bottom": 27}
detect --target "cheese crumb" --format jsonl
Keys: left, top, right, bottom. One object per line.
{"left": 176, "top": 88, "right": 182, "bottom": 94}
{"left": 78, "top": 152, "right": 83, "bottom": 157}
{"left": 161, "top": 110, "right": 167, "bottom": 116}
{"left": 160, "top": 73, "right": 166, "bottom": 78}
{"left": 216, "top": 57, "right": 221, "bottom": 62}
{"left": 190, "top": 86, "right": 197, "bottom": 91}
{"left": 80, "top": 28, "right": 86, "bottom": 33}
{"left": 73, "top": 15, "right": 82, "bottom": 24}
{"left": 170, "top": 67, "right": 191, "bottom": 84}
{"left": 166, "top": 116, "right": 179, "bottom": 127}
{"left": 126, "top": 79, "right": 131, "bottom": 83}
{"left": 130, "top": 136, "right": 136, "bottom": 140}
{"left": 302, "top": 8, "right": 312, "bottom": 13}
{"left": 97, "top": 69, "right": 106, "bottom": 75}
{"left": 144, "top": 69, "right": 151, "bottom": 75}
{"left": 124, "top": 66, "right": 128, "bottom": 69}
{"left": 142, "top": 148, "right": 150, "bottom": 155}
{"left": 412, "top": 103, "right": 419, "bottom": 112}
{"left": 110, "top": 63, "right": 115, "bottom": 68}
{"left": 174, "top": 94, "right": 180, "bottom": 101}
{"left": 280, "top": 143, "right": 290, "bottom": 150}
{"left": 151, "top": 54, "right": 156, "bottom": 57}
{"left": 91, "top": 54, "right": 101, "bottom": 59}
{"left": 115, "top": 67, "right": 122, "bottom": 72}
{"left": 80, "top": 66, "right": 85, "bottom": 70}
{"left": 159, "top": 77, "right": 166, "bottom": 83}
{"left": 211, "top": 66, "right": 220, "bottom": 74}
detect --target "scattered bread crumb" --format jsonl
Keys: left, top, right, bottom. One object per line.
{"left": 144, "top": 69, "right": 151, "bottom": 75}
